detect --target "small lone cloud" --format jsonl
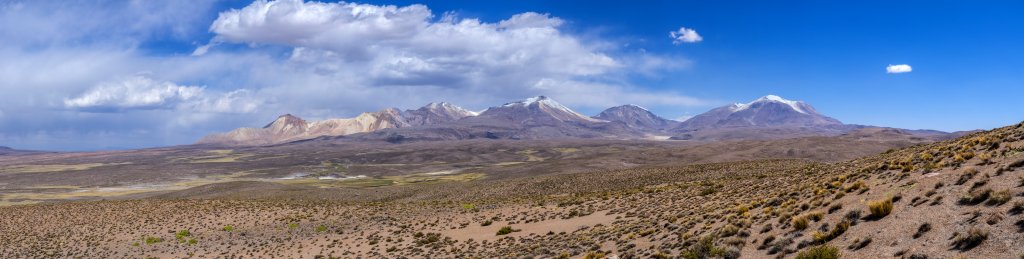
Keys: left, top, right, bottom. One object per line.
{"left": 670, "top": 26, "right": 703, "bottom": 45}
{"left": 886, "top": 64, "right": 912, "bottom": 74}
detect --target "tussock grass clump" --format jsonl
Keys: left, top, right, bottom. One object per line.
{"left": 827, "top": 204, "right": 842, "bottom": 214}
{"left": 986, "top": 190, "right": 1012, "bottom": 206}
{"left": 956, "top": 168, "right": 979, "bottom": 185}
{"left": 1010, "top": 201, "right": 1024, "bottom": 215}
{"left": 847, "top": 237, "right": 871, "bottom": 250}
{"left": 144, "top": 236, "right": 163, "bottom": 245}
{"left": 792, "top": 216, "right": 809, "bottom": 231}
{"left": 806, "top": 211, "right": 824, "bottom": 222}
{"left": 913, "top": 222, "right": 931, "bottom": 239}
{"left": 496, "top": 226, "right": 519, "bottom": 236}
{"left": 795, "top": 245, "right": 840, "bottom": 259}
{"left": 811, "top": 220, "right": 850, "bottom": 244}
{"left": 958, "top": 188, "right": 992, "bottom": 205}
{"left": 951, "top": 228, "right": 988, "bottom": 251}
{"left": 843, "top": 181, "right": 865, "bottom": 193}
{"left": 867, "top": 197, "right": 893, "bottom": 219}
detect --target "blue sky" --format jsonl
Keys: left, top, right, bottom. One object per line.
{"left": 0, "top": 0, "right": 1022, "bottom": 151}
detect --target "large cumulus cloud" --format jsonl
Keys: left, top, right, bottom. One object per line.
{"left": 0, "top": 0, "right": 707, "bottom": 151}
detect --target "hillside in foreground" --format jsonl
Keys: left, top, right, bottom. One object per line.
{"left": 0, "top": 122, "right": 1021, "bottom": 258}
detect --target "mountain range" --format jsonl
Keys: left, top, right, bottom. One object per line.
{"left": 198, "top": 95, "right": 956, "bottom": 146}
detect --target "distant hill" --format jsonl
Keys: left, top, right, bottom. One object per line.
{"left": 198, "top": 95, "right": 957, "bottom": 146}
{"left": 593, "top": 105, "right": 679, "bottom": 132}
{"left": 198, "top": 102, "right": 477, "bottom": 146}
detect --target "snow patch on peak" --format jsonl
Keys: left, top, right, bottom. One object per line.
{"left": 504, "top": 96, "right": 550, "bottom": 107}
{"left": 624, "top": 104, "right": 650, "bottom": 111}
{"left": 733, "top": 95, "right": 808, "bottom": 114}
{"left": 501, "top": 96, "right": 603, "bottom": 122}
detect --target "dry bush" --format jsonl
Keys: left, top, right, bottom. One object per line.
{"left": 867, "top": 198, "right": 893, "bottom": 219}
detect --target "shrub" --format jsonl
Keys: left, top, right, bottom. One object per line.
{"left": 812, "top": 220, "right": 850, "bottom": 244}
{"left": 827, "top": 204, "right": 842, "bottom": 214}
{"left": 795, "top": 245, "right": 840, "bottom": 259}
{"left": 582, "top": 252, "right": 606, "bottom": 259}
{"left": 806, "top": 211, "right": 824, "bottom": 222}
{"left": 700, "top": 187, "right": 718, "bottom": 196}
{"left": 958, "top": 189, "right": 992, "bottom": 205}
{"left": 792, "top": 216, "right": 809, "bottom": 231}
{"left": 913, "top": 223, "right": 931, "bottom": 238}
{"left": 843, "top": 181, "right": 865, "bottom": 192}
{"left": 144, "top": 236, "right": 163, "bottom": 245}
{"left": 681, "top": 235, "right": 725, "bottom": 259}
{"left": 951, "top": 228, "right": 988, "bottom": 251}
{"left": 480, "top": 220, "right": 493, "bottom": 226}
{"left": 847, "top": 237, "right": 871, "bottom": 250}
{"left": 175, "top": 230, "right": 191, "bottom": 242}
{"left": 867, "top": 198, "right": 893, "bottom": 219}
{"left": 720, "top": 225, "right": 740, "bottom": 237}
{"left": 496, "top": 226, "right": 518, "bottom": 236}
{"left": 1010, "top": 201, "right": 1024, "bottom": 215}
{"left": 315, "top": 225, "right": 328, "bottom": 233}
{"left": 413, "top": 232, "right": 441, "bottom": 246}
{"left": 956, "top": 168, "right": 979, "bottom": 185}
{"left": 222, "top": 225, "right": 235, "bottom": 232}
{"left": 987, "top": 190, "right": 1012, "bottom": 206}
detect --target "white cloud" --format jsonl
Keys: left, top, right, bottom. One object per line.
{"left": 201, "top": 0, "right": 703, "bottom": 110}
{"left": 670, "top": 26, "right": 702, "bottom": 44}
{"left": 64, "top": 75, "right": 261, "bottom": 113}
{"left": 886, "top": 64, "right": 912, "bottom": 74}
{"left": 206, "top": 0, "right": 618, "bottom": 86}
{"left": 0, "top": 0, "right": 710, "bottom": 150}
{"left": 64, "top": 75, "right": 204, "bottom": 110}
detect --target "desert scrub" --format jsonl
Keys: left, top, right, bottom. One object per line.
{"left": 496, "top": 226, "right": 519, "bottom": 236}
{"left": 144, "top": 236, "right": 163, "bottom": 245}
{"left": 792, "top": 216, "right": 809, "bottom": 231}
{"left": 795, "top": 245, "right": 840, "bottom": 259}
{"left": 847, "top": 237, "right": 871, "bottom": 250}
{"left": 956, "top": 168, "right": 979, "bottom": 185}
{"left": 913, "top": 223, "right": 931, "bottom": 239}
{"left": 958, "top": 188, "right": 992, "bottom": 205}
{"left": 719, "top": 224, "right": 740, "bottom": 237}
{"left": 867, "top": 197, "right": 893, "bottom": 219}
{"left": 811, "top": 220, "right": 850, "bottom": 244}
{"left": 582, "top": 252, "right": 606, "bottom": 259}
{"left": 315, "top": 225, "right": 328, "bottom": 233}
{"left": 222, "top": 225, "right": 235, "bottom": 232}
{"left": 843, "top": 181, "right": 865, "bottom": 192}
{"left": 175, "top": 230, "right": 191, "bottom": 242}
{"left": 951, "top": 228, "right": 988, "bottom": 251}
{"left": 1010, "top": 201, "right": 1024, "bottom": 215}
{"left": 986, "top": 190, "right": 1011, "bottom": 206}
{"left": 480, "top": 220, "right": 493, "bottom": 226}
{"left": 827, "top": 204, "right": 842, "bottom": 214}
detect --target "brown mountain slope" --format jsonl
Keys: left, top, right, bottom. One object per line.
{"left": 0, "top": 121, "right": 1019, "bottom": 258}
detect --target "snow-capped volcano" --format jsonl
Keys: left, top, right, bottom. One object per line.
{"left": 678, "top": 95, "right": 841, "bottom": 129}
{"left": 729, "top": 95, "right": 810, "bottom": 114}
{"left": 484, "top": 96, "right": 603, "bottom": 123}
{"left": 403, "top": 102, "right": 478, "bottom": 126}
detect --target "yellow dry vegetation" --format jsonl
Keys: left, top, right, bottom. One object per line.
{"left": 516, "top": 149, "right": 546, "bottom": 162}
{"left": 553, "top": 147, "right": 581, "bottom": 154}
{"left": 0, "top": 163, "right": 130, "bottom": 174}
{"left": 183, "top": 150, "right": 255, "bottom": 163}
